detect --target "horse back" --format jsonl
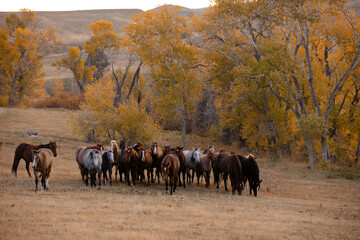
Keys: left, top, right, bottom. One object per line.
{"left": 76, "top": 146, "right": 86, "bottom": 165}
{"left": 16, "top": 143, "right": 41, "bottom": 162}
{"left": 199, "top": 154, "right": 212, "bottom": 173}
{"left": 38, "top": 148, "right": 54, "bottom": 170}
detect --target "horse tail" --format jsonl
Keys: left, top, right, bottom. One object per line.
{"left": 12, "top": 143, "right": 27, "bottom": 177}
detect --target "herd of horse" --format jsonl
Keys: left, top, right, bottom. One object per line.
{"left": 11, "top": 139, "right": 262, "bottom": 196}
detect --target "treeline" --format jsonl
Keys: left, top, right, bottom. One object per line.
{"left": 1, "top": 1, "right": 359, "bottom": 167}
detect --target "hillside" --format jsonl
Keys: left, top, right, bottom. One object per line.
{"left": 0, "top": 7, "right": 206, "bottom": 45}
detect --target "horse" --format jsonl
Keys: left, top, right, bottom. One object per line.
{"left": 110, "top": 140, "right": 121, "bottom": 182}
{"left": 32, "top": 148, "right": 54, "bottom": 192}
{"left": 183, "top": 148, "right": 201, "bottom": 184}
{"left": 149, "top": 141, "right": 164, "bottom": 184}
{"left": 118, "top": 138, "right": 127, "bottom": 182}
{"left": 161, "top": 154, "right": 180, "bottom": 195}
{"left": 197, "top": 148, "right": 215, "bottom": 188}
{"left": 12, "top": 141, "right": 57, "bottom": 177}
{"left": 237, "top": 154, "right": 262, "bottom": 196}
{"left": 175, "top": 147, "right": 187, "bottom": 188}
{"left": 138, "top": 146, "right": 153, "bottom": 184}
{"left": 202, "top": 146, "right": 215, "bottom": 154}
{"left": 227, "top": 154, "right": 244, "bottom": 195}
{"left": 212, "top": 151, "right": 232, "bottom": 191}
{"left": 101, "top": 150, "right": 114, "bottom": 186}
{"left": 122, "top": 146, "right": 139, "bottom": 186}
{"left": 75, "top": 143, "right": 104, "bottom": 184}
{"left": 83, "top": 148, "right": 102, "bottom": 189}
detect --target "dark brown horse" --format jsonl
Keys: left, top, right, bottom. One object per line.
{"left": 123, "top": 146, "right": 139, "bottom": 186}
{"left": 227, "top": 154, "right": 244, "bottom": 195}
{"left": 149, "top": 141, "right": 164, "bottom": 183}
{"left": 75, "top": 143, "right": 104, "bottom": 184}
{"left": 32, "top": 148, "right": 54, "bottom": 192}
{"left": 197, "top": 149, "right": 215, "bottom": 188}
{"left": 12, "top": 141, "right": 57, "bottom": 177}
{"left": 161, "top": 154, "right": 180, "bottom": 195}
{"left": 138, "top": 146, "right": 153, "bottom": 184}
{"left": 175, "top": 147, "right": 187, "bottom": 188}
{"left": 212, "top": 151, "right": 231, "bottom": 191}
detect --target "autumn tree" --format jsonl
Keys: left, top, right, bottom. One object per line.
{"left": 51, "top": 46, "right": 96, "bottom": 94}
{"left": 0, "top": 9, "right": 59, "bottom": 106}
{"left": 122, "top": 5, "right": 203, "bottom": 149}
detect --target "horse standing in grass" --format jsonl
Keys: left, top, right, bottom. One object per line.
{"left": 227, "top": 154, "right": 244, "bottom": 195}
{"left": 212, "top": 151, "right": 231, "bottom": 191}
{"left": 83, "top": 148, "right": 102, "bottom": 189}
{"left": 237, "top": 154, "right": 262, "bottom": 196}
{"left": 110, "top": 140, "right": 121, "bottom": 182}
{"left": 175, "top": 147, "right": 187, "bottom": 188}
{"left": 32, "top": 148, "right": 54, "bottom": 192}
{"left": 197, "top": 148, "right": 214, "bottom": 188}
{"left": 118, "top": 138, "right": 127, "bottom": 182}
{"left": 150, "top": 141, "right": 164, "bottom": 184}
{"left": 138, "top": 146, "right": 153, "bottom": 184}
{"left": 12, "top": 141, "right": 57, "bottom": 177}
{"left": 102, "top": 150, "right": 114, "bottom": 186}
{"left": 75, "top": 143, "right": 103, "bottom": 184}
{"left": 183, "top": 148, "right": 201, "bottom": 184}
{"left": 123, "top": 146, "right": 139, "bottom": 186}
{"left": 161, "top": 154, "right": 180, "bottom": 195}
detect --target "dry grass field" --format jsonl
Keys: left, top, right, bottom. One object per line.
{"left": 0, "top": 107, "right": 359, "bottom": 240}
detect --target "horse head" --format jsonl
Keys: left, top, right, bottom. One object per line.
{"left": 106, "top": 150, "right": 114, "bottom": 165}
{"left": 192, "top": 148, "right": 201, "bottom": 164}
{"left": 32, "top": 149, "right": 41, "bottom": 169}
{"left": 49, "top": 141, "right": 57, "bottom": 157}
{"left": 139, "top": 146, "right": 146, "bottom": 162}
{"left": 161, "top": 159, "right": 170, "bottom": 180}
{"left": 151, "top": 142, "right": 158, "bottom": 155}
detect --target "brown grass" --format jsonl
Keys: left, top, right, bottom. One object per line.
{"left": 0, "top": 107, "right": 359, "bottom": 240}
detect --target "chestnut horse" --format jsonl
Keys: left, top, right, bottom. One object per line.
{"left": 75, "top": 143, "right": 104, "bottom": 184}
{"left": 149, "top": 141, "right": 164, "bottom": 184}
{"left": 32, "top": 148, "right": 54, "bottom": 192}
{"left": 212, "top": 151, "right": 231, "bottom": 191}
{"left": 12, "top": 141, "right": 57, "bottom": 177}
{"left": 161, "top": 154, "right": 180, "bottom": 195}
{"left": 174, "top": 147, "right": 187, "bottom": 188}
{"left": 197, "top": 149, "right": 215, "bottom": 188}
{"left": 123, "top": 146, "right": 139, "bottom": 186}
{"left": 138, "top": 146, "right": 153, "bottom": 183}
{"left": 227, "top": 154, "right": 244, "bottom": 195}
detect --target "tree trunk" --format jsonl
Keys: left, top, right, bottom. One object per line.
{"left": 356, "top": 131, "right": 360, "bottom": 165}
{"left": 304, "top": 135, "right": 318, "bottom": 167}
{"left": 126, "top": 61, "right": 142, "bottom": 101}
{"left": 181, "top": 102, "right": 189, "bottom": 150}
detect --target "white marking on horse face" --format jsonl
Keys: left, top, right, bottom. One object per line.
{"left": 193, "top": 150, "right": 200, "bottom": 163}
{"left": 257, "top": 186, "right": 260, "bottom": 191}
{"left": 164, "top": 167, "right": 167, "bottom": 172}
{"left": 141, "top": 150, "right": 145, "bottom": 162}
{"left": 32, "top": 155, "right": 37, "bottom": 168}
{"left": 110, "top": 142, "right": 114, "bottom": 152}
{"left": 153, "top": 146, "right": 157, "bottom": 155}
{"left": 108, "top": 152, "right": 114, "bottom": 164}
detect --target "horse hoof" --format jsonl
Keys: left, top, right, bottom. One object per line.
{"left": 97, "top": 187, "right": 101, "bottom": 190}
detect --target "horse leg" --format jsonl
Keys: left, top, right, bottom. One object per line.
{"left": 157, "top": 168, "right": 160, "bottom": 184}
{"left": 26, "top": 161, "right": 32, "bottom": 178}
{"left": 173, "top": 175, "right": 177, "bottom": 193}
{"left": 97, "top": 170, "right": 101, "bottom": 190}
{"left": 191, "top": 170, "right": 195, "bottom": 185}
{"left": 223, "top": 173, "right": 228, "bottom": 192}
{"left": 109, "top": 168, "right": 112, "bottom": 186}
{"left": 165, "top": 178, "right": 168, "bottom": 193}
{"left": 34, "top": 171, "right": 39, "bottom": 192}
{"left": 147, "top": 168, "right": 151, "bottom": 184}
{"left": 182, "top": 171, "right": 186, "bottom": 188}
{"left": 131, "top": 169, "right": 136, "bottom": 186}
{"left": 186, "top": 169, "right": 190, "bottom": 183}
{"left": 170, "top": 178, "right": 173, "bottom": 195}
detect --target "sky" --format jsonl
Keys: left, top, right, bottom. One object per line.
{"left": 0, "top": 0, "right": 212, "bottom": 12}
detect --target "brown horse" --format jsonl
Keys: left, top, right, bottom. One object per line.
{"left": 149, "top": 141, "right": 164, "bottom": 183}
{"left": 175, "top": 147, "right": 187, "bottom": 188}
{"left": 227, "top": 154, "right": 244, "bottom": 195}
{"left": 32, "top": 148, "right": 54, "bottom": 192}
{"left": 197, "top": 149, "right": 215, "bottom": 188}
{"left": 110, "top": 140, "right": 121, "bottom": 182}
{"left": 161, "top": 154, "right": 180, "bottom": 195}
{"left": 138, "top": 146, "right": 153, "bottom": 184}
{"left": 75, "top": 143, "right": 104, "bottom": 184}
{"left": 123, "top": 146, "right": 139, "bottom": 186}
{"left": 12, "top": 141, "right": 57, "bottom": 177}
{"left": 212, "top": 151, "right": 231, "bottom": 191}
